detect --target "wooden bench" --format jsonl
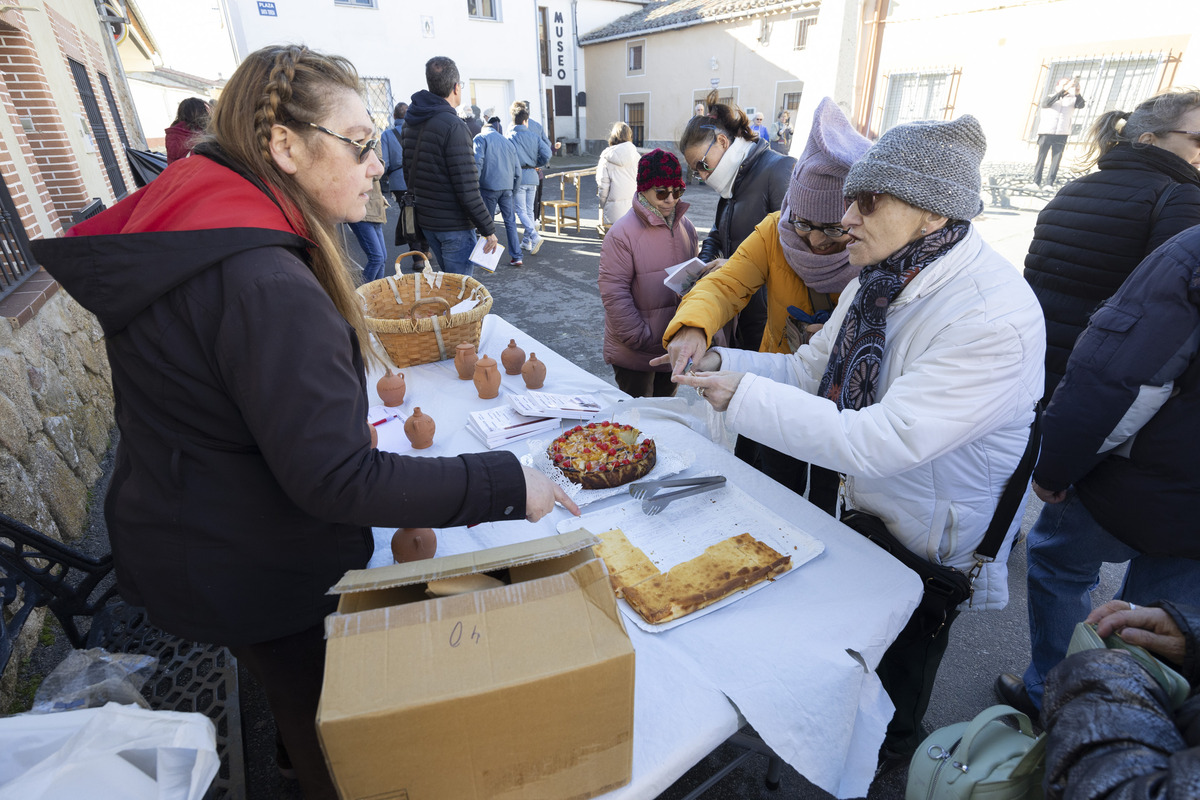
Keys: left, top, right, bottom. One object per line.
{"left": 540, "top": 168, "right": 596, "bottom": 235}
{"left": 0, "top": 513, "right": 245, "bottom": 799}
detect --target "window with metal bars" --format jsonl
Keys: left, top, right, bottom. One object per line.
{"left": 879, "top": 68, "right": 961, "bottom": 134}
{"left": 624, "top": 101, "right": 645, "bottom": 147}
{"left": 795, "top": 15, "right": 815, "bottom": 50}
{"left": 98, "top": 73, "right": 130, "bottom": 151}
{"left": 68, "top": 58, "right": 126, "bottom": 198}
{"left": 1026, "top": 53, "right": 1172, "bottom": 142}
{"left": 0, "top": 177, "right": 38, "bottom": 303}
{"left": 333, "top": 0, "right": 376, "bottom": 7}
{"left": 360, "top": 76, "right": 393, "bottom": 134}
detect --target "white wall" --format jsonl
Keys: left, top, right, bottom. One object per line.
{"left": 222, "top": 0, "right": 548, "bottom": 126}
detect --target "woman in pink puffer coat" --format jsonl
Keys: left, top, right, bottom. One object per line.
{"left": 599, "top": 149, "right": 699, "bottom": 397}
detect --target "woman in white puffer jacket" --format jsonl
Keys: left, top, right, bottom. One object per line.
{"left": 596, "top": 122, "right": 640, "bottom": 235}
{"left": 671, "top": 115, "right": 1046, "bottom": 767}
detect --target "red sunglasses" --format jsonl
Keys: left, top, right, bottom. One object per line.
{"left": 845, "top": 191, "right": 886, "bottom": 215}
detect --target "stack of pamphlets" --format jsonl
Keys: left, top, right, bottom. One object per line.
{"left": 506, "top": 392, "right": 602, "bottom": 421}
{"left": 467, "top": 405, "right": 561, "bottom": 449}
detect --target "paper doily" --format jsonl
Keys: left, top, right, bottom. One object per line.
{"left": 519, "top": 413, "right": 693, "bottom": 505}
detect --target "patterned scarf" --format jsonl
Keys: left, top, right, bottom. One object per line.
{"left": 817, "top": 220, "right": 970, "bottom": 410}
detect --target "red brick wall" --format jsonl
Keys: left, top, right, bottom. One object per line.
{"left": 45, "top": 4, "right": 128, "bottom": 206}
{"left": 0, "top": 23, "right": 77, "bottom": 234}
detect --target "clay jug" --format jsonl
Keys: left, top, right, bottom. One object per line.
{"left": 473, "top": 355, "right": 501, "bottom": 399}
{"left": 454, "top": 342, "right": 478, "bottom": 380}
{"left": 521, "top": 352, "right": 547, "bottom": 389}
{"left": 501, "top": 339, "right": 526, "bottom": 375}
{"left": 391, "top": 527, "right": 437, "bottom": 562}
{"left": 404, "top": 407, "right": 435, "bottom": 449}
{"left": 376, "top": 367, "right": 406, "bottom": 407}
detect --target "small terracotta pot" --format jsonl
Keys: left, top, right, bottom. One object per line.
{"left": 474, "top": 355, "right": 501, "bottom": 399}
{"left": 521, "top": 352, "right": 546, "bottom": 389}
{"left": 454, "top": 342, "right": 478, "bottom": 380}
{"left": 404, "top": 407, "right": 436, "bottom": 449}
{"left": 501, "top": 339, "right": 526, "bottom": 375}
{"left": 377, "top": 367, "right": 406, "bottom": 407}
{"left": 391, "top": 527, "right": 437, "bottom": 562}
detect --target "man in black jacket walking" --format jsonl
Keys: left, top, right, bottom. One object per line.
{"left": 402, "top": 56, "right": 497, "bottom": 275}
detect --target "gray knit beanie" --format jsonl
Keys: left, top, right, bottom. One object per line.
{"left": 843, "top": 115, "right": 985, "bottom": 220}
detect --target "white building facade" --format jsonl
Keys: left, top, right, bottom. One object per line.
{"left": 220, "top": 0, "right": 641, "bottom": 145}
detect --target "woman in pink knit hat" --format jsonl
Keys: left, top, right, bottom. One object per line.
{"left": 599, "top": 149, "right": 699, "bottom": 397}
{"left": 654, "top": 98, "right": 871, "bottom": 510}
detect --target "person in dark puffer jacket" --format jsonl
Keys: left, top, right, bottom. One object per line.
{"left": 1043, "top": 599, "right": 1200, "bottom": 799}
{"left": 997, "top": 224, "right": 1200, "bottom": 725}
{"left": 402, "top": 56, "right": 497, "bottom": 275}
{"left": 678, "top": 89, "right": 795, "bottom": 353}
{"left": 1025, "top": 88, "right": 1200, "bottom": 403}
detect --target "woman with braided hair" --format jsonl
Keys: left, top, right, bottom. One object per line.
{"left": 32, "top": 45, "right": 576, "bottom": 797}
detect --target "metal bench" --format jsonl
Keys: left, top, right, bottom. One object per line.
{"left": 0, "top": 512, "right": 244, "bottom": 799}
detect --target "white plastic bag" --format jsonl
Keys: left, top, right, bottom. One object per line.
{"left": 0, "top": 702, "right": 218, "bottom": 800}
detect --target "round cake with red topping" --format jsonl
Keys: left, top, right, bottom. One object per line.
{"left": 548, "top": 422, "right": 656, "bottom": 489}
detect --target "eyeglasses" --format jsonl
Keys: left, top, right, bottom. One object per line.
{"left": 1166, "top": 130, "right": 1200, "bottom": 143}
{"left": 305, "top": 122, "right": 378, "bottom": 164}
{"left": 654, "top": 187, "right": 685, "bottom": 200}
{"left": 788, "top": 217, "right": 849, "bottom": 238}
{"left": 845, "top": 191, "right": 886, "bottom": 216}
{"left": 694, "top": 127, "right": 721, "bottom": 173}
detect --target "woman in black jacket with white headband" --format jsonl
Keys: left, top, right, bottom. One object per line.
{"left": 678, "top": 90, "right": 795, "bottom": 353}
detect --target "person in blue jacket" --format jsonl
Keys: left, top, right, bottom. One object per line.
{"left": 380, "top": 101, "right": 406, "bottom": 203}
{"left": 507, "top": 102, "right": 551, "bottom": 255}
{"left": 473, "top": 123, "right": 523, "bottom": 267}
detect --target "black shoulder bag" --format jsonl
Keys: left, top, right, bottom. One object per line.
{"left": 841, "top": 403, "right": 1042, "bottom": 646}
{"left": 394, "top": 125, "right": 427, "bottom": 249}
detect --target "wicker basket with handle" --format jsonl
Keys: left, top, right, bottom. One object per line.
{"left": 357, "top": 251, "right": 493, "bottom": 368}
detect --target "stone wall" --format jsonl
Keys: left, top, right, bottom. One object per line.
{"left": 1, "top": 290, "right": 113, "bottom": 539}
{"left": 1, "top": 290, "right": 113, "bottom": 709}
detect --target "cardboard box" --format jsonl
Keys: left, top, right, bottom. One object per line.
{"left": 317, "top": 530, "right": 635, "bottom": 800}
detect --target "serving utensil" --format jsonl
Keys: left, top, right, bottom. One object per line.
{"left": 632, "top": 476, "right": 727, "bottom": 516}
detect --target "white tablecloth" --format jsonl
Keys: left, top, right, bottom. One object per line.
{"left": 367, "top": 315, "right": 922, "bottom": 798}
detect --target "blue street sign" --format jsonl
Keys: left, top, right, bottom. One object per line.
{"left": 258, "top": 1, "right": 277, "bottom": 16}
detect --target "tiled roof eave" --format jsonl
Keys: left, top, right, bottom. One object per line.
{"left": 580, "top": 0, "right": 818, "bottom": 46}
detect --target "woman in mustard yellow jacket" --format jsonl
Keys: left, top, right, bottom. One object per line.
{"left": 658, "top": 98, "right": 870, "bottom": 511}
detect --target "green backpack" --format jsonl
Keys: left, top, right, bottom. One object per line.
{"left": 905, "top": 705, "right": 1044, "bottom": 800}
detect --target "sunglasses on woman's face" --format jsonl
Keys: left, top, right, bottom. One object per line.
{"left": 694, "top": 127, "right": 722, "bottom": 173}
{"left": 654, "top": 187, "right": 685, "bottom": 200}
{"left": 845, "top": 191, "right": 886, "bottom": 216}
{"left": 306, "top": 122, "right": 378, "bottom": 164}
{"left": 788, "top": 217, "right": 849, "bottom": 238}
